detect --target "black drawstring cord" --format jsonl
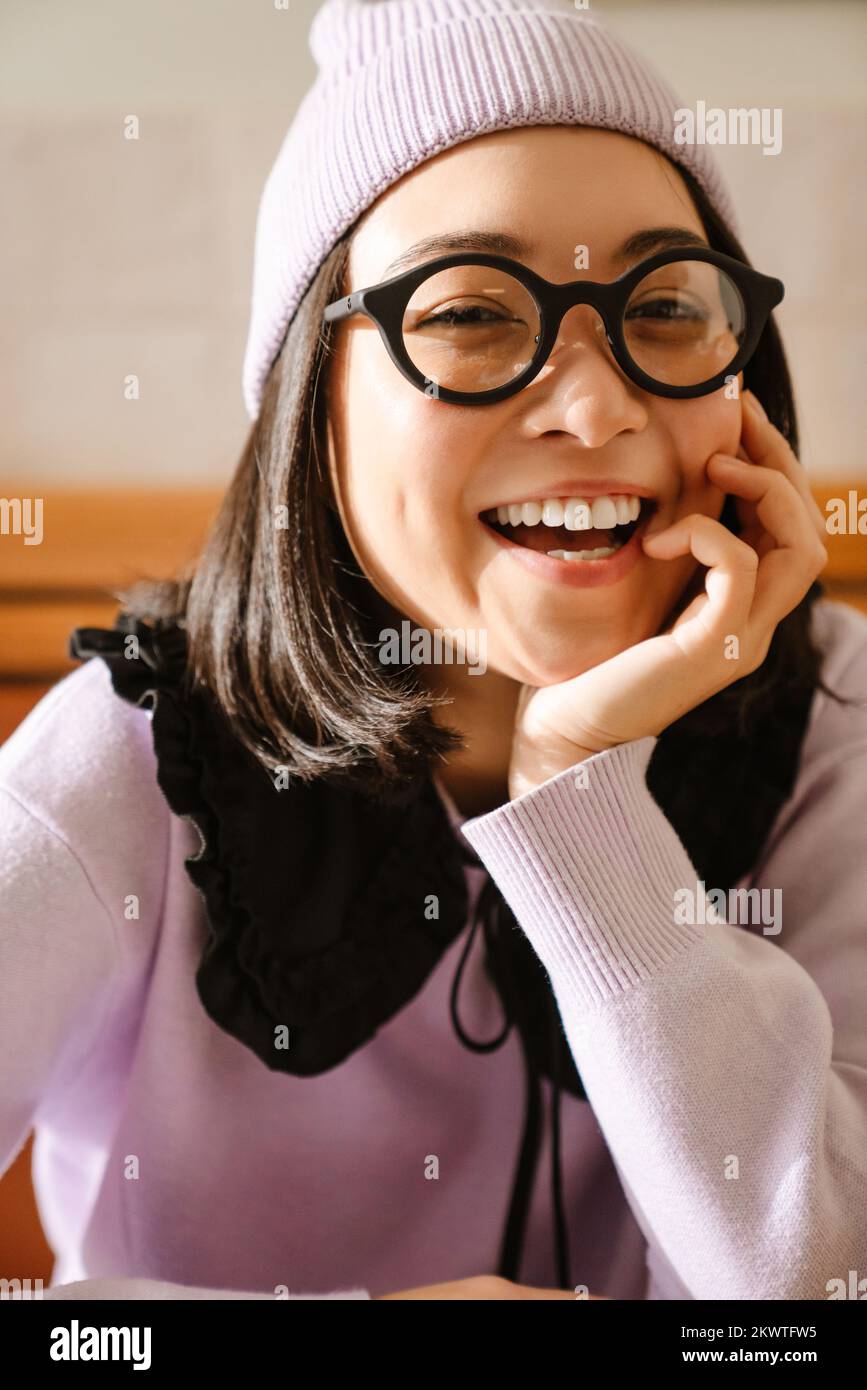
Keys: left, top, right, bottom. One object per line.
{"left": 497, "top": 1028, "right": 543, "bottom": 1281}
{"left": 448, "top": 876, "right": 511, "bottom": 1053}
{"left": 449, "top": 863, "right": 571, "bottom": 1288}
{"left": 549, "top": 998, "right": 571, "bottom": 1290}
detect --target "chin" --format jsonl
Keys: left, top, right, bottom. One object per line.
{"left": 491, "top": 624, "right": 643, "bottom": 687}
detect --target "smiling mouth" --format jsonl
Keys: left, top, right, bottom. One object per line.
{"left": 480, "top": 493, "right": 656, "bottom": 561}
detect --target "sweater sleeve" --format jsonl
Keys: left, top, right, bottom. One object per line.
{"left": 461, "top": 729, "right": 867, "bottom": 1300}
{"left": 0, "top": 678, "right": 372, "bottom": 1306}
{"left": 41, "top": 1278, "right": 370, "bottom": 1300}
{"left": 0, "top": 785, "right": 124, "bottom": 1177}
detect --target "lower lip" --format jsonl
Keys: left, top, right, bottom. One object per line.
{"left": 480, "top": 516, "right": 649, "bottom": 588}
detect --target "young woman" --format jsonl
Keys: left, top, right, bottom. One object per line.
{"left": 2, "top": 0, "right": 865, "bottom": 1302}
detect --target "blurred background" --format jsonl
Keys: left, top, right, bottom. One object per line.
{"left": 1, "top": 0, "right": 865, "bottom": 1284}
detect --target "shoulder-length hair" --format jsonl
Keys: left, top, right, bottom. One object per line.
{"left": 121, "top": 158, "right": 829, "bottom": 789}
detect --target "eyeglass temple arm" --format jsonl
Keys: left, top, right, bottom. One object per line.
{"left": 323, "top": 295, "right": 364, "bottom": 324}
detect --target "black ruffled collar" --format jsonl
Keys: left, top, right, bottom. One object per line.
{"left": 69, "top": 615, "right": 478, "bottom": 1074}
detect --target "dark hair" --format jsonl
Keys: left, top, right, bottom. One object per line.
{"left": 120, "top": 151, "right": 836, "bottom": 786}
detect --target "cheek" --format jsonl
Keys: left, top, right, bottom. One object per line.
{"left": 665, "top": 392, "right": 742, "bottom": 504}
{"left": 336, "top": 359, "right": 422, "bottom": 550}
{"left": 334, "top": 345, "right": 487, "bottom": 605}
{"left": 345, "top": 333, "right": 501, "bottom": 521}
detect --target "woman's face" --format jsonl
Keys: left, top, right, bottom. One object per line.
{"left": 325, "top": 126, "right": 741, "bottom": 686}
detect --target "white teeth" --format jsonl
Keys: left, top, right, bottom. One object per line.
{"left": 547, "top": 545, "right": 621, "bottom": 561}
{"left": 590, "top": 496, "right": 618, "bottom": 529}
{"left": 542, "top": 498, "right": 565, "bottom": 526}
{"left": 488, "top": 493, "right": 646, "bottom": 529}
{"left": 564, "top": 500, "right": 593, "bottom": 531}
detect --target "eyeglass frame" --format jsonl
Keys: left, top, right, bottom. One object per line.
{"left": 322, "top": 245, "right": 784, "bottom": 404}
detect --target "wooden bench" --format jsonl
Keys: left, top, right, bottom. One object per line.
{"left": 0, "top": 490, "right": 222, "bottom": 741}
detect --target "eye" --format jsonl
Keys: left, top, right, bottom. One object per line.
{"left": 625, "top": 295, "right": 708, "bottom": 323}
{"left": 414, "top": 300, "right": 521, "bottom": 329}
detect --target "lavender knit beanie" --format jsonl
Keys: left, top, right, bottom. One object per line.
{"left": 242, "top": 0, "right": 737, "bottom": 420}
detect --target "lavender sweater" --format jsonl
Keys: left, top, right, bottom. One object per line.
{"left": 1, "top": 599, "right": 866, "bottom": 1301}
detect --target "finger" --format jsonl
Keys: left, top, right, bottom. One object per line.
{"left": 741, "top": 392, "right": 826, "bottom": 539}
{"left": 642, "top": 512, "right": 757, "bottom": 643}
{"left": 520, "top": 1288, "right": 581, "bottom": 1300}
{"left": 706, "top": 456, "right": 826, "bottom": 627}
{"left": 730, "top": 432, "right": 786, "bottom": 551}
{"left": 707, "top": 455, "right": 809, "bottom": 549}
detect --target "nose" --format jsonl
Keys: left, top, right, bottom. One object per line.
{"left": 522, "top": 303, "right": 649, "bottom": 443}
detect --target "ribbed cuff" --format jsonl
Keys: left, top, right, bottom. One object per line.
{"left": 460, "top": 736, "right": 705, "bottom": 1012}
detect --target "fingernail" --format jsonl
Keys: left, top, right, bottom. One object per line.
{"left": 746, "top": 391, "right": 767, "bottom": 420}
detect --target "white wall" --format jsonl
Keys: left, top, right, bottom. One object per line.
{"left": 1, "top": 0, "right": 864, "bottom": 485}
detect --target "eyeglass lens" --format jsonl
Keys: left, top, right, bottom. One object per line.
{"left": 401, "top": 260, "right": 747, "bottom": 393}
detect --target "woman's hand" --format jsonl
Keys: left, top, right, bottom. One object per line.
{"left": 377, "top": 1275, "right": 601, "bottom": 1299}
{"left": 733, "top": 390, "right": 828, "bottom": 552}
{"left": 508, "top": 391, "right": 827, "bottom": 799}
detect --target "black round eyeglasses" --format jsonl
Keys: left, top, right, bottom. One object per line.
{"left": 322, "top": 246, "right": 784, "bottom": 404}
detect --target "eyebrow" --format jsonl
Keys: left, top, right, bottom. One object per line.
{"left": 379, "top": 226, "right": 709, "bottom": 279}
